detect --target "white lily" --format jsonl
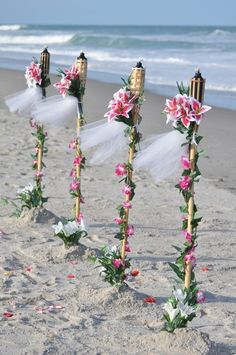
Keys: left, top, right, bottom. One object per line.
{"left": 52, "top": 221, "right": 66, "bottom": 235}
{"left": 178, "top": 301, "right": 195, "bottom": 319}
{"left": 163, "top": 302, "right": 179, "bottom": 322}
{"left": 173, "top": 288, "right": 187, "bottom": 303}
{"left": 17, "top": 183, "right": 35, "bottom": 195}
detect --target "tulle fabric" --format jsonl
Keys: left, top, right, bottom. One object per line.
{"left": 134, "top": 130, "right": 187, "bottom": 182}
{"left": 31, "top": 95, "right": 78, "bottom": 125}
{"left": 4, "top": 86, "right": 42, "bottom": 117}
{"left": 80, "top": 119, "right": 127, "bottom": 165}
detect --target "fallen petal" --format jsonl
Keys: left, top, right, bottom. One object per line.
{"left": 144, "top": 296, "right": 156, "bottom": 303}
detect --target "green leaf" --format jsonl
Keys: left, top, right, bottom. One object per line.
{"left": 168, "top": 262, "right": 185, "bottom": 281}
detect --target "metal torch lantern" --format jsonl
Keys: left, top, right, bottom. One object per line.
{"left": 40, "top": 47, "right": 50, "bottom": 76}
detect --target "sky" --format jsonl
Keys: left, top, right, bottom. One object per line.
{"left": 0, "top": 0, "right": 235, "bottom": 26}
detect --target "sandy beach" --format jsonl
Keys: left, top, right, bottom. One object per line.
{"left": 0, "top": 68, "right": 236, "bottom": 354}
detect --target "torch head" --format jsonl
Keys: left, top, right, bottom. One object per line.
{"left": 40, "top": 47, "right": 50, "bottom": 76}
{"left": 75, "top": 51, "right": 88, "bottom": 88}
{"left": 190, "top": 68, "right": 205, "bottom": 103}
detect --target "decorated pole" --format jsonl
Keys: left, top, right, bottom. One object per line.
{"left": 121, "top": 61, "right": 145, "bottom": 260}
{"left": 36, "top": 48, "right": 50, "bottom": 186}
{"left": 184, "top": 69, "right": 205, "bottom": 289}
{"left": 74, "top": 52, "right": 87, "bottom": 220}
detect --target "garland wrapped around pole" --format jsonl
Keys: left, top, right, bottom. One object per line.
{"left": 74, "top": 52, "right": 87, "bottom": 221}
{"left": 121, "top": 62, "right": 145, "bottom": 260}
{"left": 185, "top": 69, "right": 205, "bottom": 289}
{"left": 35, "top": 48, "right": 50, "bottom": 194}
{"left": 161, "top": 69, "right": 211, "bottom": 332}
{"left": 4, "top": 48, "right": 51, "bottom": 216}
{"left": 93, "top": 61, "right": 145, "bottom": 288}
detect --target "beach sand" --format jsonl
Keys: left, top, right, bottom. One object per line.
{"left": 0, "top": 68, "right": 235, "bottom": 354}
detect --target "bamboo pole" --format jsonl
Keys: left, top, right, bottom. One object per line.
{"left": 184, "top": 69, "right": 205, "bottom": 289}
{"left": 121, "top": 61, "right": 145, "bottom": 260}
{"left": 74, "top": 52, "right": 87, "bottom": 220}
{"left": 36, "top": 48, "right": 50, "bottom": 186}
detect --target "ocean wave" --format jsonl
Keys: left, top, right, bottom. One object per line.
{"left": 210, "top": 29, "right": 232, "bottom": 36}
{"left": 0, "top": 24, "right": 26, "bottom": 31}
{"left": 0, "top": 34, "right": 74, "bottom": 44}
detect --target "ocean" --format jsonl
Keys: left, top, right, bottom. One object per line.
{"left": 0, "top": 24, "right": 236, "bottom": 110}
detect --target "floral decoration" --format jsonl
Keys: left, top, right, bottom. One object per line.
{"left": 95, "top": 76, "right": 144, "bottom": 288}
{"left": 52, "top": 219, "right": 87, "bottom": 248}
{"left": 162, "top": 83, "right": 211, "bottom": 332}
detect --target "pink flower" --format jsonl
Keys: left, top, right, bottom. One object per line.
{"left": 54, "top": 78, "right": 71, "bottom": 97}
{"left": 123, "top": 201, "right": 132, "bottom": 209}
{"left": 76, "top": 213, "right": 84, "bottom": 224}
{"left": 34, "top": 147, "right": 39, "bottom": 153}
{"left": 122, "top": 185, "right": 132, "bottom": 196}
{"left": 181, "top": 156, "right": 190, "bottom": 170}
{"left": 69, "top": 139, "right": 77, "bottom": 150}
{"left": 73, "top": 156, "right": 83, "bottom": 166}
{"left": 125, "top": 242, "right": 131, "bottom": 252}
{"left": 64, "top": 65, "right": 80, "bottom": 81}
{"left": 190, "top": 98, "right": 211, "bottom": 124}
{"left": 184, "top": 252, "right": 196, "bottom": 265}
{"left": 70, "top": 180, "right": 80, "bottom": 191}
{"left": 115, "top": 163, "right": 127, "bottom": 177}
{"left": 183, "top": 230, "right": 192, "bottom": 243}
{"left": 164, "top": 96, "right": 179, "bottom": 123}
{"left": 25, "top": 62, "right": 42, "bottom": 87}
{"left": 196, "top": 290, "right": 205, "bottom": 303}
{"left": 35, "top": 171, "right": 43, "bottom": 178}
{"left": 112, "top": 258, "right": 124, "bottom": 269}
{"left": 104, "top": 89, "right": 135, "bottom": 122}
{"left": 179, "top": 175, "right": 192, "bottom": 190}
{"left": 30, "top": 119, "right": 37, "bottom": 128}
{"left": 70, "top": 169, "right": 76, "bottom": 178}
{"left": 126, "top": 224, "right": 134, "bottom": 236}
{"left": 114, "top": 217, "right": 123, "bottom": 225}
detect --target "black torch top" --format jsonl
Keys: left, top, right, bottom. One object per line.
{"left": 190, "top": 68, "right": 205, "bottom": 103}
{"left": 40, "top": 47, "right": 50, "bottom": 76}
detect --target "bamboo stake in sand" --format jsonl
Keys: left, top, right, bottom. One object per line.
{"left": 74, "top": 52, "right": 87, "bottom": 220}
{"left": 121, "top": 62, "right": 145, "bottom": 260}
{"left": 36, "top": 48, "right": 50, "bottom": 186}
{"left": 185, "top": 69, "right": 205, "bottom": 289}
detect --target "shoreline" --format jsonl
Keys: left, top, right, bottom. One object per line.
{"left": 1, "top": 67, "right": 235, "bottom": 193}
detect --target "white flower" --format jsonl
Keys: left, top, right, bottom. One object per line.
{"left": 173, "top": 288, "right": 187, "bottom": 303}
{"left": 163, "top": 302, "right": 179, "bottom": 322}
{"left": 100, "top": 266, "right": 106, "bottom": 278}
{"left": 17, "top": 183, "right": 34, "bottom": 195}
{"left": 52, "top": 221, "right": 66, "bottom": 236}
{"left": 65, "top": 221, "right": 80, "bottom": 235}
{"left": 178, "top": 302, "right": 195, "bottom": 319}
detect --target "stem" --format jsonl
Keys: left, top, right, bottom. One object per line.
{"left": 121, "top": 128, "right": 136, "bottom": 259}
{"left": 75, "top": 115, "right": 81, "bottom": 220}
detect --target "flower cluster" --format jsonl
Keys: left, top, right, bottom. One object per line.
{"left": 96, "top": 245, "right": 131, "bottom": 288}
{"left": 104, "top": 88, "right": 135, "bottom": 123}
{"left": 68, "top": 138, "right": 85, "bottom": 203}
{"left": 25, "top": 61, "right": 42, "bottom": 88}
{"left": 164, "top": 94, "right": 211, "bottom": 129}
{"left": 54, "top": 65, "right": 82, "bottom": 98}
{"left": 114, "top": 162, "right": 136, "bottom": 245}
{"left": 52, "top": 219, "right": 87, "bottom": 248}
{"left": 163, "top": 288, "right": 196, "bottom": 332}
{"left": 162, "top": 83, "right": 211, "bottom": 332}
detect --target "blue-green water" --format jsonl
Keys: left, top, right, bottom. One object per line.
{"left": 0, "top": 24, "right": 236, "bottom": 110}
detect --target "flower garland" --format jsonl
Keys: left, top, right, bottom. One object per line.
{"left": 162, "top": 80, "right": 211, "bottom": 332}
{"left": 52, "top": 64, "right": 87, "bottom": 247}
{"left": 95, "top": 73, "right": 144, "bottom": 288}
{"left": 11, "top": 58, "right": 50, "bottom": 217}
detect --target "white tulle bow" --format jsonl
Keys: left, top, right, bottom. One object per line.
{"left": 134, "top": 130, "right": 187, "bottom": 182}
{"left": 4, "top": 86, "right": 42, "bottom": 117}
{"left": 31, "top": 95, "right": 78, "bottom": 125}
{"left": 80, "top": 119, "right": 128, "bottom": 165}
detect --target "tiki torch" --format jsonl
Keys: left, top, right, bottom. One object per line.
{"left": 121, "top": 61, "right": 145, "bottom": 260}
{"left": 185, "top": 68, "right": 206, "bottom": 289}
{"left": 74, "top": 51, "right": 88, "bottom": 220}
